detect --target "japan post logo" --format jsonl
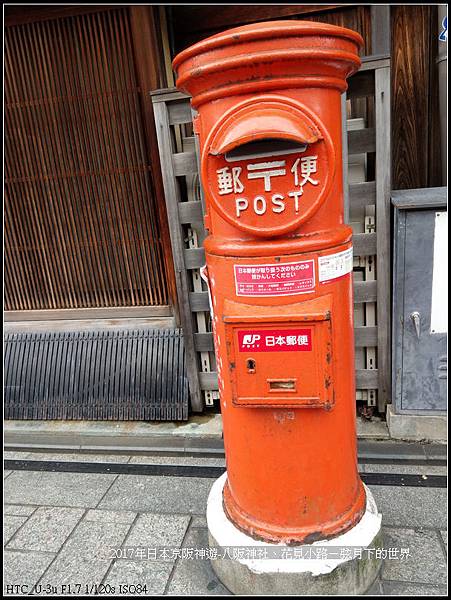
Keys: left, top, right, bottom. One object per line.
{"left": 241, "top": 334, "right": 261, "bottom": 348}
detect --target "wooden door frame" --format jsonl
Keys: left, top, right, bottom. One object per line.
{"left": 128, "top": 6, "right": 178, "bottom": 314}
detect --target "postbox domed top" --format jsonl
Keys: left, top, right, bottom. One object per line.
{"left": 173, "top": 20, "right": 364, "bottom": 108}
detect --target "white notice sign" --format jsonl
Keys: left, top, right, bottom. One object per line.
{"left": 318, "top": 247, "right": 353, "bottom": 283}
{"left": 430, "top": 211, "right": 448, "bottom": 334}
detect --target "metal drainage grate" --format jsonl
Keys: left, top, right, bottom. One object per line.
{"left": 4, "top": 329, "right": 189, "bottom": 421}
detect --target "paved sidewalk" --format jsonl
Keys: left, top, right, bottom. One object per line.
{"left": 4, "top": 450, "right": 448, "bottom": 596}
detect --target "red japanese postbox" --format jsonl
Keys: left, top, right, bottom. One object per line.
{"left": 173, "top": 20, "right": 382, "bottom": 594}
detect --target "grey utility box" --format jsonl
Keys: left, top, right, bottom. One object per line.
{"left": 392, "top": 187, "right": 447, "bottom": 416}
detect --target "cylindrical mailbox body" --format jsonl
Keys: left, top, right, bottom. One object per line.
{"left": 174, "top": 21, "right": 365, "bottom": 544}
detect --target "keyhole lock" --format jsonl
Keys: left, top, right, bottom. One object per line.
{"left": 246, "top": 358, "right": 256, "bottom": 374}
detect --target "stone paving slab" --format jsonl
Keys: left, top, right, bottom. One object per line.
{"left": 38, "top": 520, "right": 131, "bottom": 588}
{"left": 369, "top": 485, "right": 447, "bottom": 529}
{"left": 124, "top": 513, "right": 190, "bottom": 550}
{"left": 358, "top": 440, "right": 428, "bottom": 460}
{"left": 98, "top": 474, "right": 213, "bottom": 515}
{"left": 4, "top": 470, "right": 117, "bottom": 508}
{"left": 4, "top": 515, "right": 28, "bottom": 545}
{"left": 361, "top": 464, "right": 446, "bottom": 475}
{"left": 84, "top": 509, "right": 137, "bottom": 525}
{"left": 7, "top": 507, "right": 85, "bottom": 553}
{"left": 423, "top": 444, "right": 447, "bottom": 459}
{"left": 2, "top": 459, "right": 448, "bottom": 596}
{"left": 4, "top": 470, "right": 12, "bottom": 478}
{"left": 167, "top": 527, "right": 231, "bottom": 596}
{"left": 4, "top": 451, "right": 31, "bottom": 459}
{"left": 128, "top": 456, "right": 226, "bottom": 467}
{"left": 382, "top": 581, "right": 448, "bottom": 595}
{"left": 4, "top": 504, "right": 37, "bottom": 517}
{"left": 364, "top": 577, "right": 383, "bottom": 595}
{"left": 191, "top": 516, "right": 208, "bottom": 528}
{"left": 103, "top": 560, "right": 174, "bottom": 595}
{"left": 3, "top": 550, "right": 56, "bottom": 592}
{"left": 21, "top": 453, "right": 133, "bottom": 463}
{"left": 381, "top": 527, "right": 447, "bottom": 585}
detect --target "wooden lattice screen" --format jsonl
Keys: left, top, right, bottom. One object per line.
{"left": 152, "top": 54, "right": 391, "bottom": 413}
{"left": 5, "top": 8, "right": 170, "bottom": 311}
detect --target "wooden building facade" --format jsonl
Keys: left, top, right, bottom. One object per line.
{"left": 168, "top": 4, "right": 443, "bottom": 191}
{"left": 4, "top": 5, "right": 444, "bottom": 420}
{"left": 5, "top": 6, "right": 174, "bottom": 316}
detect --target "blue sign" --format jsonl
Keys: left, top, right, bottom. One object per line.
{"left": 439, "top": 16, "right": 447, "bottom": 42}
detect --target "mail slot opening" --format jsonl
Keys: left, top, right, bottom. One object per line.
{"left": 268, "top": 379, "right": 297, "bottom": 392}
{"left": 225, "top": 139, "right": 308, "bottom": 163}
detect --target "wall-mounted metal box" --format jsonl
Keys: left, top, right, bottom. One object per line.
{"left": 392, "top": 187, "right": 447, "bottom": 415}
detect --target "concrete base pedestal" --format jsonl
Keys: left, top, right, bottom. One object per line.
{"left": 386, "top": 404, "right": 447, "bottom": 443}
{"left": 207, "top": 473, "right": 383, "bottom": 595}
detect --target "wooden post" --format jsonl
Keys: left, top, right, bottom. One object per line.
{"left": 371, "top": 5, "right": 391, "bottom": 56}
{"left": 129, "top": 6, "right": 178, "bottom": 311}
{"left": 152, "top": 99, "right": 203, "bottom": 412}
{"left": 375, "top": 65, "right": 392, "bottom": 412}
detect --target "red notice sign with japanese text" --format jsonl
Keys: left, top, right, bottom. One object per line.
{"left": 238, "top": 329, "right": 312, "bottom": 352}
{"left": 234, "top": 260, "right": 315, "bottom": 297}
